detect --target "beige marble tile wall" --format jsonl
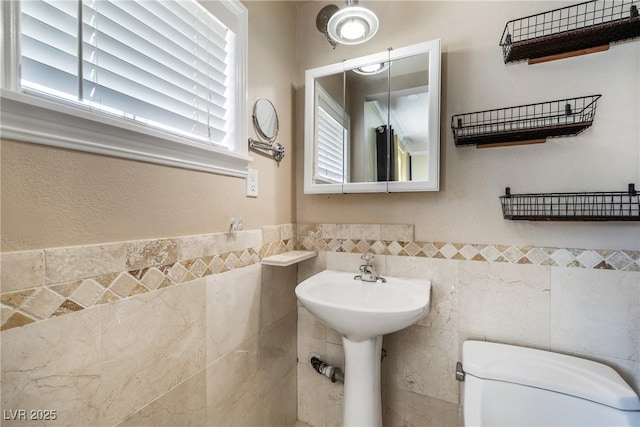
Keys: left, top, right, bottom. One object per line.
{"left": 1, "top": 225, "right": 294, "bottom": 330}
{"left": 1, "top": 224, "right": 298, "bottom": 426}
{"left": 296, "top": 223, "right": 640, "bottom": 427}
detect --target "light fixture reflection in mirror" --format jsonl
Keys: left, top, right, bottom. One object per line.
{"left": 353, "top": 62, "right": 389, "bottom": 75}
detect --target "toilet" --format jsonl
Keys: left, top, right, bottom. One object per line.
{"left": 458, "top": 341, "right": 640, "bottom": 426}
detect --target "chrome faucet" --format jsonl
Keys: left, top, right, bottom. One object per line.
{"left": 354, "top": 253, "right": 386, "bottom": 283}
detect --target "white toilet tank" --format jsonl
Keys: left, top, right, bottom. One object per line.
{"left": 460, "top": 341, "right": 640, "bottom": 426}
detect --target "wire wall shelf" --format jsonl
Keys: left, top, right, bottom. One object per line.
{"left": 451, "top": 95, "right": 601, "bottom": 148}
{"left": 500, "top": 184, "right": 640, "bottom": 221}
{"left": 500, "top": 0, "right": 640, "bottom": 64}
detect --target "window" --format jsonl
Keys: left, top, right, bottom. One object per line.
{"left": 314, "top": 82, "right": 349, "bottom": 184}
{"left": 1, "top": 0, "right": 249, "bottom": 176}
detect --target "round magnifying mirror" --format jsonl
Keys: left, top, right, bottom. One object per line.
{"left": 253, "top": 98, "right": 279, "bottom": 143}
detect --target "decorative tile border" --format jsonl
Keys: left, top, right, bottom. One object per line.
{"left": 2, "top": 222, "right": 638, "bottom": 331}
{"left": 1, "top": 225, "right": 295, "bottom": 331}
{"left": 296, "top": 223, "right": 640, "bottom": 272}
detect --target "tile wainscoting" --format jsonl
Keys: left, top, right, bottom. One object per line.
{"left": 1, "top": 225, "right": 294, "bottom": 330}
{"left": 2, "top": 222, "right": 638, "bottom": 426}
{"left": 296, "top": 223, "right": 640, "bottom": 271}
{"left": 0, "top": 224, "right": 297, "bottom": 426}
{"left": 295, "top": 224, "right": 640, "bottom": 427}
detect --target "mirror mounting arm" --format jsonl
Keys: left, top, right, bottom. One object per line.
{"left": 248, "top": 138, "right": 285, "bottom": 162}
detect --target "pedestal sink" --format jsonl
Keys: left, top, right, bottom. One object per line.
{"left": 295, "top": 270, "right": 431, "bottom": 427}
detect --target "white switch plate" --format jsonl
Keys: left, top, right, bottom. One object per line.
{"left": 246, "top": 168, "right": 258, "bottom": 197}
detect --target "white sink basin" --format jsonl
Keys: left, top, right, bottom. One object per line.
{"left": 296, "top": 269, "right": 432, "bottom": 427}
{"left": 295, "top": 269, "right": 431, "bottom": 340}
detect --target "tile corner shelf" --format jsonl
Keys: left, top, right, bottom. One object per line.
{"left": 500, "top": 184, "right": 640, "bottom": 221}
{"left": 451, "top": 95, "right": 601, "bottom": 148}
{"left": 499, "top": 0, "right": 640, "bottom": 64}
{"left": 261, "top": 250, "right": 318, "bottom": 266}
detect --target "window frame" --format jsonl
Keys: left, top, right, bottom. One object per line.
{"left": 0, "top": 0, "right": 250, "bottom": 178}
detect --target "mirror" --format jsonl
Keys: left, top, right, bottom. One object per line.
{"left": 253, "top": 98, "right": 279, "bottom": 142}
{"left": 249, "top": 98, "right": 284, "bottom": 162}
{"left": 304, "top": 39, "right": 441, "bottom": 193}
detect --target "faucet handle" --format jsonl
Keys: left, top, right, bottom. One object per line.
{"left": 361, "top": 252, "right": 375, "bottom": 264}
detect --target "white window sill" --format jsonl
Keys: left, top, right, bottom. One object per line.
{"left": 0, "top": 90, "right": 252, "bottom": 178}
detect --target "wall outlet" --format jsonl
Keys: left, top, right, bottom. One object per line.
{"left": 246, "top": 168, "right": 258, "bottom": 197}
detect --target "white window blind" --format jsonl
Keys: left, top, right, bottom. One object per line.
{"left": 314, "top": 83, "right": 349, "bottom": 184}
{"left": 20, "top": 0, "right": 236, "bottom": 149}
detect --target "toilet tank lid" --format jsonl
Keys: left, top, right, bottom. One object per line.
{"left": 462, "top": 341, "right": 640, "bottom": 411}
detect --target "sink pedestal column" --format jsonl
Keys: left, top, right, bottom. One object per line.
{"left": 342, "top": 335, "right": 383, "bottom": 427}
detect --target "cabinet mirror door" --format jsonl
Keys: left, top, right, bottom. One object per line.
{"left": 344, "top": 60, "right": 390, "bottom": 186}
{"left": 304, "top": 39, "right": 441, "bottom": 194}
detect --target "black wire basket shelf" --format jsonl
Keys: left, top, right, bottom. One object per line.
{"left": 500, "top": 184, "right": 640, "bottom": 221}
{"left": 451, "top": 95, "right": 601, "bottom": 148}
{"left": 500, "top": 0, "right": 640, "bottom": 64}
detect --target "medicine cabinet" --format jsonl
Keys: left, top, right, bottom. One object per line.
{"left": 303, "top": 39, "right": 441, "bottom": 194}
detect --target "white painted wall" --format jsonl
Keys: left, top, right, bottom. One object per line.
{"left": 295, "top": 1, "right": 640, "bottom": 251}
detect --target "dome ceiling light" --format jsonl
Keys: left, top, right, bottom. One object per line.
{"left": 316, "top": 1, "right": 379, "bottom": 48}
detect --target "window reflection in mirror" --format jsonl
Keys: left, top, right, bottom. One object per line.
{"left": 314, "top": 74, "right": 348, "bottom": 184}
